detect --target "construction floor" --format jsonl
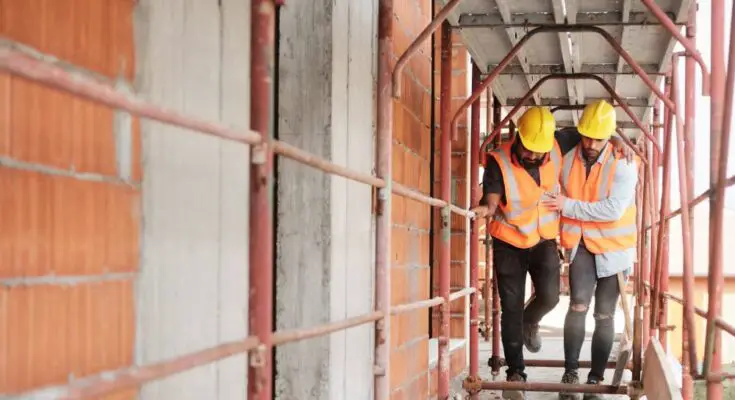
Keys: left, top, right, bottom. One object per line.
{"left": 453, "top": 296, "right": 632, "bottom": 399}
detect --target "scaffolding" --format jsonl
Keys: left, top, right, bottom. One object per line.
{"left": 0, "top": 0, "right": 734, "bottom": 399}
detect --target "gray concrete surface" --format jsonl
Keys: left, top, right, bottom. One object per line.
{"left": 134, "top": 0, "right": 251, "bottom": 398}
{"left": 275, "top": 1, "right": 377, "bottom": 399}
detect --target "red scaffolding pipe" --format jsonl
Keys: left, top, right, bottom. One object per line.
{"left": 683, "top": 16, "right": 698, "bottom": 399}
{"left": 650, "top": 79, "right": 672, "bottom": 340}
{"left": 480, "top": 74, "right": 658, "bottom": 154}
{"left": 452, "top": 24, "right": 678, "bottom": 145}
{"left": 468, "top": 63, "right": 481, "bottom": 396}
{"left": 392, "top": 0, "right": 462, "bottom": 98}
{"left": 647, "top": 173, "right": 735, "bottom": 230}
{"left": 483, "top": 89, "right": 493, "bottom": 343}
{"left": 639, "top": 0, "right": 710, "bottom": 95}
{"left": 704, "top": 2, "right": 732, "bottom": 398}
{"left": 672, "top": 52, "right": 699, "bottom": 381}
{"left": 374, "top": 0, "right": 394, "bottom": 398}
{"left": 248, "top": 1, "right": 277, "bottom": 398}
{"left": 438, "top": 21, "right": 453, "bottom": 400}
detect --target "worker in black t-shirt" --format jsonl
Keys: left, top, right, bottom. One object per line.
{"left": 471, "top": 107, "right": 632, "bottom": 399}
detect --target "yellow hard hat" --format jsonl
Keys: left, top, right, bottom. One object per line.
{"left": 516, "top": 106, "right": 556, "bottom": 153}
{"left": 578, "top": 100, "right": 616, "bottom": 139}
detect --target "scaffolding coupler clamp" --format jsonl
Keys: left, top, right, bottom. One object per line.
{"left": 487, "top": 355, "right": 503, "bottom": 372}
{"left": 462, "top": 375, "right": 482, "bottom": 395}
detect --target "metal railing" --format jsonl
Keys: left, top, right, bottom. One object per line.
{"left": 1, "top": 0, "right": 734, "bottom": 399}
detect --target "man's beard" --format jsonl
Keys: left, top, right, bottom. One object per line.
{"left": 521, "top": 158, "right": 543, "bottom": 168}
{"left": 582, "top": 148, "right": 600, "bottom": 162}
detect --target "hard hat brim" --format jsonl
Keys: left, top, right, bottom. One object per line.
{"left": 518, "top": 132, "right": 553, "bottom": 153}
{"left": 577, "top": 125, "right": 613, "bottom": 140}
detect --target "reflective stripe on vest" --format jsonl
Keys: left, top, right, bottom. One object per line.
{"left": 489, "top": 141, "right": 562, "bottom": 249}
{"left": 559, "top": 144, "right": 638, "bottom": 254}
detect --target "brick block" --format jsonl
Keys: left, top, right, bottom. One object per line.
{"left": 390, "top": 346, "right": 408, "bottom": 390}
{"left": 393, "top": 146, "right": 406, "bottom": 186}
{"left": 3, "top": 0, "right": 136, "bottom": 80}
{"left": 405, "top": 229, "right": 422, "bottom": 266}
{"left": 392, "top": 193, "right": 406, "bottom": 226}
{"left": 407, "top": 372, "right": 429, "bottom": 399}
{"left": 450, "top": 235, "right": 469, "bottom": 261}
{"left": 0, "top": 0, "right": 140, "bottom": 176}
{"left": 392, "top": 226, "right": 408, "bottom": 266}
{"left": 419, "top": 233, "right": 431, "bottom": 266}
{"left": 391, "top": 266, "right": 409, "bottom": 306}
{"left": 0, "top": 280, "right": 135, "bottom": 394}
{"left": 407, "top": 338, "right": 429, "bottom": 380}
{"left": 451, "top": 46, "right": 469, "bottom": 70}
{"left": 0, "top": 168, "right": 140, "bottom": 278}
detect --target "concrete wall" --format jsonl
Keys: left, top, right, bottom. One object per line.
{"left": 275, "top": 1, "right": 377, "bottom": 399}
{"left": 134, "top": 0, "right": 250, "bottom": 399}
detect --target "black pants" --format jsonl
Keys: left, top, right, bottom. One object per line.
{"left": 494, "top": 238, "right": 561, "bottom": 376}
{"left": 563, "top": 243, "right": 621, "bottom": 381}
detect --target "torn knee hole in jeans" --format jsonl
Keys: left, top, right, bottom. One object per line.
{"left": 570, "top": 303, "right": 588, "bottom": 312}
{"left": 593, "top": 313, "right": 613, "bottom": 320}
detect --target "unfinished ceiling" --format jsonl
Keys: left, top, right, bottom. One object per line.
{"left": 445, "top": 0, "right": 693, "bottom": 139}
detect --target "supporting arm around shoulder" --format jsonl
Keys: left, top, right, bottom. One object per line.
{"left": 561, "top": 160, "right": 638, "bottom": 222}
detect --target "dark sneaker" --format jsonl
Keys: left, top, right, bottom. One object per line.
{"left": 502, "top": 372, "right": 526, "bottom": 400}
{"left": 523, "top": 323, "right": 542, "bottom": 353}
{"left": 558, "top": 370, "right": 583, "bottom": 400}
{"left": 583, "top": 376, "right": 604, "bottom": 400}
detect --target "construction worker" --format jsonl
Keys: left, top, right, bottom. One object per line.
{"left": 541, "top": 100, "right": 639, "bottom": 400}
{"left": 472, "top": 105, "right": 633, "bottom": 400}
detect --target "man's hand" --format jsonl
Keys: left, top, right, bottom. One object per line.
{"left": 470, "top": 205, "right": 491, "bottom": 219}
{"left": 610, "top": 136, "right": 635, "bottom": 163}
{"left": 540, "top": 192, "right": 567, "bottom": 212}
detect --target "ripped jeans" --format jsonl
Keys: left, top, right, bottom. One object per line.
{"left": 563, "top": 243, "right": 620, "bottom": 381}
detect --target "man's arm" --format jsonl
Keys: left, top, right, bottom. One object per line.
{"left": 471, "top": 157, "right": 505, "bottom": 218}
{"left": 555, "top": 128, "right": 581, "bottom": 155}
{"left": 559, "top": 159, "right": 638, "bottom": 222}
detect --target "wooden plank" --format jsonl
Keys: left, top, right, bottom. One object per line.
{"left": 642, "top": 338, "right": 683, "bottom": 400}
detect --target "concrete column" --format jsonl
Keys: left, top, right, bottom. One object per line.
{"left": 276, "top": 1, "right": 377, "bottom": 399}
{"left": 134, "top": 1, "right": 250, "bottom": 399}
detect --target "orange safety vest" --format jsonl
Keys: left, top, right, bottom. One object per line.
{"left": 559, "top": 145, "right": 638, "bottom": 254}
{"left": 489, "top": 141, "right": 562, "bottom": 249}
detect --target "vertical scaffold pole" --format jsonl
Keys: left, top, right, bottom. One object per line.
{"left": 484, "top": 89, "right": 493, "bottom": 343}
{"left": 375, "top": 1, "right": 394, "bottom": 399}
{"left": 704, "top": 2, "right": 730, "bottom": 399}
{"left": 672, "top": 53, "right": 698, "bottom": 399}
{"left": 490, "top": 98, "right": 502, "bottom": 376}
{"left": 438, "top": 21, "right": 453, "bottom": 400}
{"left": 652, "top": 77, "right": 673, "bottom": 347}
{"left": 248, "top": 1, "right": 277, "bottom": 399}
{"left": 468, "top": 63, "right": 481, "bottom": 398}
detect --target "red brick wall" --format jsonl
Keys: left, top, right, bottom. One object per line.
{"left": 432, "top": 26, "right": 469, "bottom": 339}
{"left": 389, "top": 0, "right": 433, "bottom": 398}
{"left": 0, "top": 1, "right": 139, "bottom": 397}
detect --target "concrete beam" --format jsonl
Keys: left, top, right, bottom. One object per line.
{"left": 555, "top": 120, "right": 641, "bottom": 129}
{"left": 492, "top": 0, "right": 540, "bottom": 105}
{"left": 276, "top": 1, "right": 376, "bottom": 399}
{"left": 457, "top": 11, "right": 682, "bottom": 28}
{"left": 552, "top": 0, "right": 582, "bottom": 124}
{"left": 135, "top": 0, "right": 251, "bottom": 398}
{"left": 613, "top": 0, "right": 633, "bottom": 98}
{"left": 485, "top": 63, "right": 661, "bottom": 75}
{"left": 505, "top": 97, "right": 650, "bottom": 107}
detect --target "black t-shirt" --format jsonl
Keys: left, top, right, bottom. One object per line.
{"left": 480, "top": 128, "right": 581, "bottom": 205}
